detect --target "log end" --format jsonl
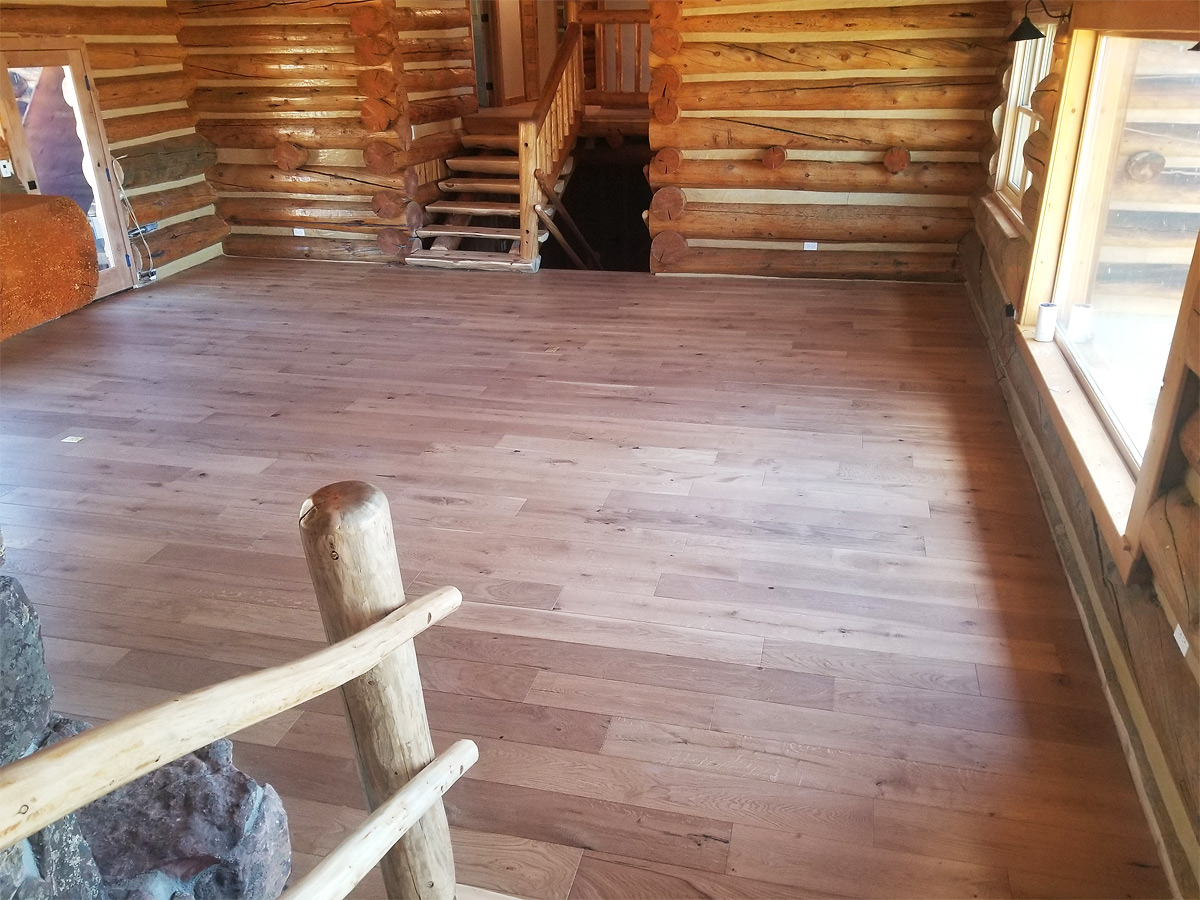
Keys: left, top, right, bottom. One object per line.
{"left": 372, "top": 189, "right": 407, "bottom": 219}
{"left": 361, "top": 98, "right": 400, "bottom": 135}
{"left": 649, "top": 186, "right": 686, "bottom": 221}
{"left": 651, "top": 147, "right": 683, "bottom": 177}
{"left": 652, "top": 97, "right": 680, "bottom": 126}
{"left": 272, "top": 141, "right": 310, "bottom": 172}
{"left": 649, "top": 65, "right": 682, "bottom": 105}
{"left": 883, "top": 147, "right": 911, "bottom": 174}
{"left": 762, "top": 146, "right": 787, "bottom": 170}
{"left": 650, "top": 230, "right": 688, "bottom": 269}
{"left": 357, "top": 68, "right": 398, "bottom": 100}
{"left": 364, "top": 141, "right": 401, "bottom": 176}
{"left": 350, "top": 6, "right": 391, "bottom": 36}
{"left": 649, "top": 27, "right": 682, "bottom": 59}
{"left": 377, "top": 227, "right": 414, "bottom": 257}
{"left": 354, "top": 35, "right": 394, "bottom": 67}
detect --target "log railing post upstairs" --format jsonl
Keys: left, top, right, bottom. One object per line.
{"left": 299, "top": 481, "right": 456, "bottom": 900}
{"left": 517, "top": 23, "right": 584, "bottom": 264}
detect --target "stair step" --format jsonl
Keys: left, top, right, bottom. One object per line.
{"left": 446, "top": 155, "right": 520, "bottom": 175}
{"left": 405, "top": 248, "right": 540, "bottom": 272}
{"left": 461, "top": 133, "right": 520, "bottom": 151}
{"left": 418, "top": 224, "right": 548, "bottom": 243}
{"left": 438, "top": 178, "right": 521, "bottom": 195}
{"left": 426, "top": 200, "right": 521, "bottom": 217}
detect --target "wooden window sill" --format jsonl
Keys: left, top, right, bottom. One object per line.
{"left": 1014, "top": 325, "right": 1138, "bottom": 578}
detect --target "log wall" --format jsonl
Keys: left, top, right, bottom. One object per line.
{"left": 646, "top": 0, "right": 1011, "bottom": 280}
{"left": 174, "top": 0, "right": 474, "bottom": 263}
{"left": 0, "top": 1, "right": 227, "bottom": 280}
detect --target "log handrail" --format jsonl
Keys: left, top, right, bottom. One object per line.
{"left": 518, "top": 22, "right": 585, "bottom": 262}
{"left": 0, "top": 481, "right": 475, "bottom": 900}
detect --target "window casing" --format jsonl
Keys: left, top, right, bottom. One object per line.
{"left": 995, "top": 25, "right": 1057, "bottom": 218}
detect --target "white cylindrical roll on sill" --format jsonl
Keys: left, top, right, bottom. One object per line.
{"left": 1034, "top": 302, "right": 1058, "bottom": 342}
{"left": 1067, "top": 303, "right": 1094, "bottom": 342}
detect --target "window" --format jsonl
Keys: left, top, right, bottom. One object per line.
{"left": 995, "top": 24, "right": 1057, "bottom": 216}
{"left": 1051, "top": 37, "right": 1200, "bottom": 469}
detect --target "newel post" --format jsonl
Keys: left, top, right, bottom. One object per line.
{"left": 298, "top": 481, "right": 455, "bottom": 900}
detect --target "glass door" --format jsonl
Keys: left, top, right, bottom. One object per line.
{"left": 0, "top": 45, "right": 134, "bottom": 299}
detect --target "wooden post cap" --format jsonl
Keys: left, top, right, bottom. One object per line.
{"left": 299, "top": 481, "right": 390, "bottom": 540}
{"left": 762, "top": 146, "right": 787, "bottom": 170}
{"left": 883, "top": 146, "right": 911, "bottom": 173}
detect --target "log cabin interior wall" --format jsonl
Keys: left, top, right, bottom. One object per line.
{"left": 646, "top": 0, "right": 1010, "bottom": 280}
{"left": 174, "top": 0, "right": 475, "bottom": 263}
{"left": 0, "top": 2, "right": 227, "bottom": 280}
{"left": 962, "top": 3, "right": 1200, "bottom": 895}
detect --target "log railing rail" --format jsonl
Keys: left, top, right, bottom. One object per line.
{"left": 568, "top": 2, "right": 652, "bottom": 106}
{"left": 0, "top": 481, "right": 473, "bottom": 900}
{"left": 518, "top": 22, "right": 585, "bottom": 263}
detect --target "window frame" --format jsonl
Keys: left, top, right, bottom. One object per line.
{"left": 993, "top": 23, "right": 1058, "bottom": 220}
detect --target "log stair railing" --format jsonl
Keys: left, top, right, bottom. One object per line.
{"left": 0, "top": 481, "right": 479, "bottom": 900}
{"left": 406, "top": 24, "right": 585, "bottom": 273}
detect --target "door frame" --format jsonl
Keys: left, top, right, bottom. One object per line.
{"left": 0, "top": 38, "right": 135, "bottom": 300}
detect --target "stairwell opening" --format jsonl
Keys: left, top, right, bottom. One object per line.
{"left": 539, "top": 136, "right": 653, "bottom": 273}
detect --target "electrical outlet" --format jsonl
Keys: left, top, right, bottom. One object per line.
{"left": 293, "top": 227, "right": 306, "bottom": 236}
{"left": 1173, "top": 624, "right": 1189, "bottom": 656}
{"left": 803, "top": 241, "right": 818, "bottom": 251}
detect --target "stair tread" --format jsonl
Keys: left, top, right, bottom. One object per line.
{"left": 419, "top": 223, "right": 550, "bottom": 242}
{"left": 405, "top": 247, "right": 540, "bottom": 272}
{"left": 439, "top": 178, "right": 522, "bottom": 195}
{"left": 461, "top": 133, "right": 520, "bottom": 150}
{"left": 446, "top": 155, "right": 520, "bottom": 174}
{"left": 427, "top": 200, "right": 521, "bottom": 216}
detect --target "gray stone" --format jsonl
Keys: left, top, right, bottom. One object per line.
{"left": 0, "top": 576, "right": 52, "bottom": 767}
{"left": 76, "top": 740, "right": 290, "bottom": 900}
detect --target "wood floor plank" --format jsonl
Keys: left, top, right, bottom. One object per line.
{"left": 0, "top": 259, "right": 1165, "bottom": 899}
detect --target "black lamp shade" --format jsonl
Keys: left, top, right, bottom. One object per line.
{"left": 1008, "top": 16, "right": 1047, "bottom": 42}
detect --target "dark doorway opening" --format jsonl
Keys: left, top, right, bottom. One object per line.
{"left": 540, "top": 136, "right": 653, "bottom": 273}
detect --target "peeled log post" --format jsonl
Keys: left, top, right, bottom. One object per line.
{"left": 298, "top": 481, "right": 457, "bottom": 900}
{"left": 762, "top": 146, "right": 787, "bottom": 170}
{"left": 273, "top": 141, "right": 310, "bottom": 171}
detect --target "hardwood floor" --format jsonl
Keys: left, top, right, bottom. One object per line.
{"left": 0, "top": 258, "right": 1170, "bottom": 899}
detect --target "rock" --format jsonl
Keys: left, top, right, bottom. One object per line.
{"left": 0, "top": 576, "right": 53, "bottom": 766}
{"left": 76, "top": 741, "right": 290, "bottom": 900}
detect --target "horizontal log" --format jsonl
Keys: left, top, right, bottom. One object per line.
{"left": 95, "top": 71, "right": 196, "bottom": 112}
{"left": 1143, "top": 485, "right": 1199, "bottom": 636}
{"left": 0, "top": 5, "right": 180, "bottom": 35}
{"left": 583, "top": 90, "right": 651, "bottom": 108}
{"left": 361, "top": 133, "right": 461, "bottom": 174}
{"left": 1120, "top": 124, "right": 1200, "bottom": 163}
{"left": 578, "top": 8, "right": 651, "bottom": 24}
{"left": 1129, "top": 75, "right": 1200, "bottom": 109}
{"left": 393, "top": 7, "right": 471, "bottom": 31}
{"left": 171, "top": 0, "right": 369, "bottom": 17}
{"left": 274, "top": 141, "right": 310, "bottom": 171}
{"left": 117, "top": 134, "right": 217, "bottom": 190}
{"left": 183, "top": 53, "right": 363, "bottom": 81}
{"left": 105, "top": 108, "right": 200, "bottom": 145}
{"left": 650, "top": 239, "right": 963, "bottom": 281}
{"left": 216, "top": 197, "right": 405, "bottom": 233}
{"left": 178, "top": 24, "right": 352, "bottom": 48}
{"left": 649, "top": 157, "right": 986, "bottom": 193}
{"left": 650, "top": 116, "right": 993, "bottom": 151}
{"left": 672, "top": 75, "right": 1003, "bottom": 114}
{"left": 208, "top": 163, "right": 417, "bottom": 197}
{"left": 408, "top": 95, "right": 478, "bottom": 126}
{"left": 395, "top": 35, "right": 474, "bottom": 62}
{"left": 190, "top": 86, "right": 362, "bottom": 114}
{"left": 142, "top": 214, "right": 229, "bottom": 269}
{"left": 404, "top": 68, "right": 475, "bottom": 93}
{"left": 86, "top": 42, "right": 187, "bottom": 71}
{"left": 661, "top": 39, "right": 1007, "bottom": 75}
{"left": 648, "top": 200, "right": 973, "bottom": 242}
{"left": 198, "top": 118, "right": 391, "bottom": 150}
{"left": 677, "top": 4, "right": 1011, "bottom": 37}
{"left": 223, "top": 232, "right": 386, "bottom": 262}
{"left": 127, "top": 180, "right": 217, "bottom": 226}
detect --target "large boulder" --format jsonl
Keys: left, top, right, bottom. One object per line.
{"left": 0, "top": 576, "right": 52, "bottom": 766}
{"left": 76, "top": 740, "right": 291, "bottom": 900}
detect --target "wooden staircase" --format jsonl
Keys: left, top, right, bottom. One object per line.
{"left": 405, "top": 25, "right": 586, "bottom": 273}
{"left": 406, "top": 111, "right": 558, "bottom": 272}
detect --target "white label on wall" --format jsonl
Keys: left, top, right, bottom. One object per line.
{"left": 803, "top": 241, "right": 818, "bottom": 251}
{"left": 1174, "top": 623, "right": 1189, "bottom": 656}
